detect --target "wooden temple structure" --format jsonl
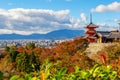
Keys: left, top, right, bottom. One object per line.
{"left": 85, "top": 14, "right": 98, "bottom": 43}
{"left": 84, "top": 14, "right": 120, "bottom": 43}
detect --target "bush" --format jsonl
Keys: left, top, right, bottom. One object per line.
{"left": 9, "top": 63, "right": 120, "bottom": 80}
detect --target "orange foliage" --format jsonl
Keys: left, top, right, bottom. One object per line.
{"left": 118, "top": 57, "right": 120, "bottom": 70}
{"left": 26, "top": 49, "right": 32, "bottom": 54}
{"left": 35, "top": 37, "right": 92, "bottom": 69}
{"left": 17, "top": 46, "right": 25, "bottom": 53}
{"left": 66, "top": 67, "right": 75, "bottom": 74}
{"left": 100, "top": 54, "right": 106, "bottom": 65}
{"left": 1, "top": 37, "right": 94, "bottom": 72}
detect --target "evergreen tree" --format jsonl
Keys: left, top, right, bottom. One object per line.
{"left": 26, "top": 42, "right": 35, "bottom": 50}
{"left": 4, "top": 46, "right": 10, "bottom": 52}
{"left": 15, "top": 51, "right": 29, "bottom": 72}
{"left": 8, "top": 50, "right": 19, "bottom": 62}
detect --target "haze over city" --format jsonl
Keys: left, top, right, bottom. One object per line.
{"left": 0, "top": 0, "right": 120, "bottom": 35}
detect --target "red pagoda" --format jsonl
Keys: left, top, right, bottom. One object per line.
{"left": 85, "top": 15, "right": 98, "bottom": 43}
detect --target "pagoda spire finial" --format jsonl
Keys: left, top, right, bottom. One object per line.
{"left": 90, "top": 13, "right": 92, "bottom": 24}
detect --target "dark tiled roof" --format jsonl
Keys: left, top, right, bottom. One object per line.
{"left": 97, "top": 31, "right": 110, "bottom": 37}
{"left": 107, "top": 32, "right": 120, "bottom": 38}
{"left": 85, "top": 22, "right": 98, "bottom": 28}
{"left": 88, "top": 23, "right": 98, "bottom": 27}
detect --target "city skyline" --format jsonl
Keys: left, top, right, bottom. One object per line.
{"left": 0, "top": 0, "right": 120, "bottom": 35}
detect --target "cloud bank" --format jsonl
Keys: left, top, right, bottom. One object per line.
{"left": 0, "top": 8, "right": 117, "bottom": 35}
{"left": 96, "top": 22, "right": 117, "bottom": 31}
{"left": 0, "top": 8, "right": 86, "bottom": 35}
{"left": 91, "top": 2, "right": 120, "bottom": 12}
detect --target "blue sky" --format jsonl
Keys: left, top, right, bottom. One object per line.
{"left": 0, "top": 0, "right": 120, "bottom": 35}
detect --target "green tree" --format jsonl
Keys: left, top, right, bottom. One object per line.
{"left": 26, "top": 42, "right": 35, "bottom": 50}
{"left": 7, "top": 50, "right": 19, "bottom": 62}
{"left": 15, "top": 51, "right": 40, "bottom": 72}
{"left": 9, "top": 45, "right": 17, "bottom": 52}
{"left": 4, "top": 46, "right": 10, "bottom": 52}
{"left": 28, "top": 51, "right": 40, "bottom": 71}
{"left": 15, "top": 51, "right": 29, "bottom": 72}
{"left": 0, "top": 71, "right": 3, "bottom": 79}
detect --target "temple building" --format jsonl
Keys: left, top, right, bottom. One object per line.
{"left": 85, "top": 22, "right": 98, "bottom": 43}
{"left": 85, "top": 15, "right": 120, "bottom": 43}
{"left": 96, "top": 30, "right": 120, "bottom": 43}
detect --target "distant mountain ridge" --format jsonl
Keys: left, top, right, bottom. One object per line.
{"left": 0, "top": 29, "right": 85, "bottom": 40}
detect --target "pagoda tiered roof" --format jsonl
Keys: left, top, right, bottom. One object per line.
{"left": 85, "top": 22, "right": 98, "bottom": 28}
{"left": 86, "top": 36, "right": 97, "bottom": 39}
{"left": 85, "top": 30, "right": 96, "bottom": 34}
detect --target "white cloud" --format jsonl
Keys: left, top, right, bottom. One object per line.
{"left": 0, "top": 29, "right": 33, "bottom": 35}
{"left": 114, "top": 19, "right": 120, "bottom": 24}
{"left": 68, "top": 13, "right": 87, "bottom": 29}
{"left": 0, "top": 8, "right": 85, "bottom": 35}
{"left": 80, "top": 13, "right": 87, "bottom": 22}
{"left": 1, "top": 8, "right": 117, "bottom": 35}
{"left": 91, "top": 2, "right": 120, "bottom": 12}
{"left": 96, "top": 22, "right": 117, "bottom": 31}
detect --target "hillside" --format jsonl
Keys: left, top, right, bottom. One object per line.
{"left": 0, "top": 29, "right": 84, "bottom": 40}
